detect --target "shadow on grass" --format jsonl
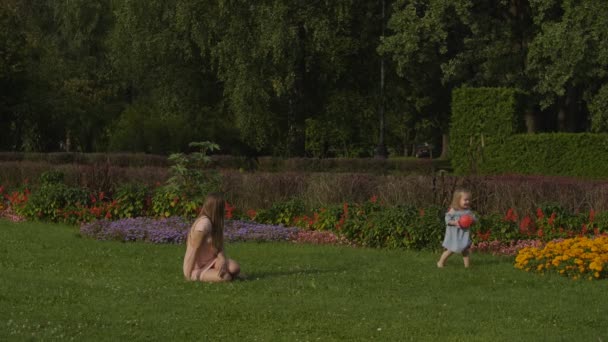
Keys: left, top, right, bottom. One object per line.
{"left": 243, "top": 268, "right": 339, "bottom": 280}
{"left": 470, "top": 255, "right": 515, "bottom": 266}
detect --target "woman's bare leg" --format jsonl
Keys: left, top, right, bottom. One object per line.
{"left": 198, "top": 268, "right": 233, "bottom": 282}
{"left": 226, "top": 259, "right": 240, "bottom": 277}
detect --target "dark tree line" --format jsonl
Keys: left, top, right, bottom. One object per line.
{"left": 2, "top": 0, "right": 607, "bottom": 156}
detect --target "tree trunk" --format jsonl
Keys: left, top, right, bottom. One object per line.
{"left": 524, "top": 110, "right": 536, "bottom": 133}
{"left": 439, "top": 133, "right": 449, "bottom": 159}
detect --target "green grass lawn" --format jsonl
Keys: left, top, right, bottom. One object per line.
{"left": 1, "top": 221, "right": 607, "bottom": 341}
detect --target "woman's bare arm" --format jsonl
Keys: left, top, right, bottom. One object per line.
{"left": 182, "top": 220, "right": 207, "bottom": 280}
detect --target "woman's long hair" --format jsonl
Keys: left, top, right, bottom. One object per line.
{"left": 187, "top": 193, "right": 225, "bottom": 250}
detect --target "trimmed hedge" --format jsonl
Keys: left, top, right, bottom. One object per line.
{"left": 480, "top": 133, "right": 608, "bottom": 178}
{"left": 450, "top": 87, "right": 526, "bottom": 174}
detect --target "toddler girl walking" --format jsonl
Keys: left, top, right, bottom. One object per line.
{"left": 437, "top": 188, "right": 476, "bottom": 268}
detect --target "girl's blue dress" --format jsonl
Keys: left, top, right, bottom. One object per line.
{"left": 442, "top": 209, "right": 475, "bottom": 253}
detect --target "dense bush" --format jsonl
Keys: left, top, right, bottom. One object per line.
{"left": 0, "top": 152, "right": 168, "bottom": 167}
{"left": 450, "top": 87, "right": 526, "bottom": 175}
{"left": 479, "top": 133, "right": 608, "bottom": 178}
{"left": 21, "top": 182, "right": 89, "bottom": 222}
{"left": 339, "top": 203, "right": 445, "bottom": 249}
{"left": 0, "top": 153, "right": 451, "bottom": 174}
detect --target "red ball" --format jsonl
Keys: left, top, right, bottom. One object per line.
{"left": 458, "top": 214, "right": 474, "bottom": 229}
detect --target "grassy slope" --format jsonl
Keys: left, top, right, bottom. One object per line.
{"left": 1, "top": 220, "right": 607, "bottom": 341}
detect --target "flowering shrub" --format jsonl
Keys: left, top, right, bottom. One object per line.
{"left": 111, "top": 183, "right": 151, "bottom": 218}
{"left": 471, "top": 239, "right": 545, "bottom": 256}
{"left": 0, "top": 206, "right": 26, "bottom": 222}
{"left": 473, "top": 207, "right": 605, "bottom": 245}
{"left": 293, "top": 230, "right": 344, "bottom": 245}
{"left": 514, "top": 236, "right": 608, "bottom": 280}
{"left": 292, "top": 205, "right": 342, "bottom": 231}
{"left": 338, "top": 200, "right": 444, "bottom": 249}
{"left": 224, "top": 221, "right": 298, "bottom": 242}
{"left": 80, "top": 218, "right": 299, "bottom": 244}
{"left": 254, "top": 199, "right": 306, "bottom": 226}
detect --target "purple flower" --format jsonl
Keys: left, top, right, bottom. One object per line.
{"left": 80, "top": 217, "right": 300, "bottom": 244}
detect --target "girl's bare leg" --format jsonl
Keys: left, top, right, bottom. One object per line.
{"left": 437, "top": 250, "right": 452, "bottom": 268}
{"left": 462, "top": 249, "right": 471, "bottom": 268}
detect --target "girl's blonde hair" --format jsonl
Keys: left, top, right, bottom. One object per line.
{"left": 450, "top": 188, "right": 471, "bottom": 210}
{"left": 187, "top": 193, "right": 225, "bottom": 250}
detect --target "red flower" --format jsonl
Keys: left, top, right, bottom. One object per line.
{"left": 224, "top": 201, "right": 235, "bottom": 219}
{"left": 246, "top": 209, "right": 257, "bottom": 220}
{"left": 370, "top": 195, "right": 378, "bottom": 204}
{"left": 537, "top": 229, "right": 544, "bottom": 238}
{"left": 519, "top": 216, "right": 532, "bottom": 235}
{"left": 504, "top": 208, "right": 517, "bottom": 222}
{"left": 419, "top": 209, "right": 425, "bottom": 217}
{"left": 589, "top": 209, "right": 596, "bottom": 223}
{"left": 594, "top": 227, "right": 600, "bottom": 236}
{"left": 536, "top": 208, "right": 544, "bottom": 219}
{"left": 99, "top": 192, "right": 105, "bottom": 201}
{"left": 548, "top": 212, "right": 556, "bottom": 226}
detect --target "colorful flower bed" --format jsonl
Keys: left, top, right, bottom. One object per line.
{"left": 3, "top": 171, "right": 608, "bottom": 275}
{"left": 79, "top": 217, "right": 331, "bottom": 245}
{"left": 514, "top": 236, "right": 608, "bottom": 280}
{"left": 470, "top": 239, "right": 545, "bottom": 256}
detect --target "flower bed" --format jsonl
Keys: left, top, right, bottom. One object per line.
{"left": 471, "top": 240, "right": 545, "bottom": 256}
{"left": 79, "top": 217, "right": 329, "bottom": 245}
{"left": 514, "top": 236, "right": 608, "bottom": 280}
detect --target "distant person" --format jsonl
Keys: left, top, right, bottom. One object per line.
{"left": 437, "top": 188, "right": 477, "bottom": 268}
{"left": 183, "top": 193, "right": 241, "bottom": 282}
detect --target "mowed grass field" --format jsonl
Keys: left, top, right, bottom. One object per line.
{"left": 1, "top": 220, "right": 607, "bottom": 341}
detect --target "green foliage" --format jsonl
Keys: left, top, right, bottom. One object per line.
{"left": 589, "top": 84, "right": 608, "bottom": 133}
{"left": 112, "top": 183, "right": 150, "bottom": 218}
{"left": 340, "top": 203, "right": 444, "bottom": 250}
{"left": 254, "top": 199, "right": 306, "bottom": 226}
{"left": 150, "top": 141, "right": 221, "bottom": 218}
{"left": 527, "top": 0, "right": 608, "bottom": 111}
{"left": 479, "top": 133, "right": 608, "bottom": 178}
{"left": 165, "top": 141, "right": 222, "bottom": 197}
{"left": 39, "top": 170, "right": 65, "bottom": 185}
{"left": 151, "top": 186, "right": 200, "bottom": 218}
{"left": 450, "top": 87, "right": 526, "bottom": 174}
{"left": 22, "top": 183, "right": 89, "bottom": 222}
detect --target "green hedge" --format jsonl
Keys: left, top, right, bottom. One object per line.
{"left": 450, "top": 87, "right": 526, "bottom": 174}
{"left": 480, "top": 133, "right": 608, "bottom": 178}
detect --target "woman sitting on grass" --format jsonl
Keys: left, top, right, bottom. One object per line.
{"left": 183, "top": 193, "right": 241, "bottom": 282}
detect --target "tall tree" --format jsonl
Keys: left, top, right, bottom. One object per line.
{"left": 527, "top": 0, "right": 608, "bottom": 132}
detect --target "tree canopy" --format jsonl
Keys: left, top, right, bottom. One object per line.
{"left": 1, "top": 0, "right": 606, "bottom": 156}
